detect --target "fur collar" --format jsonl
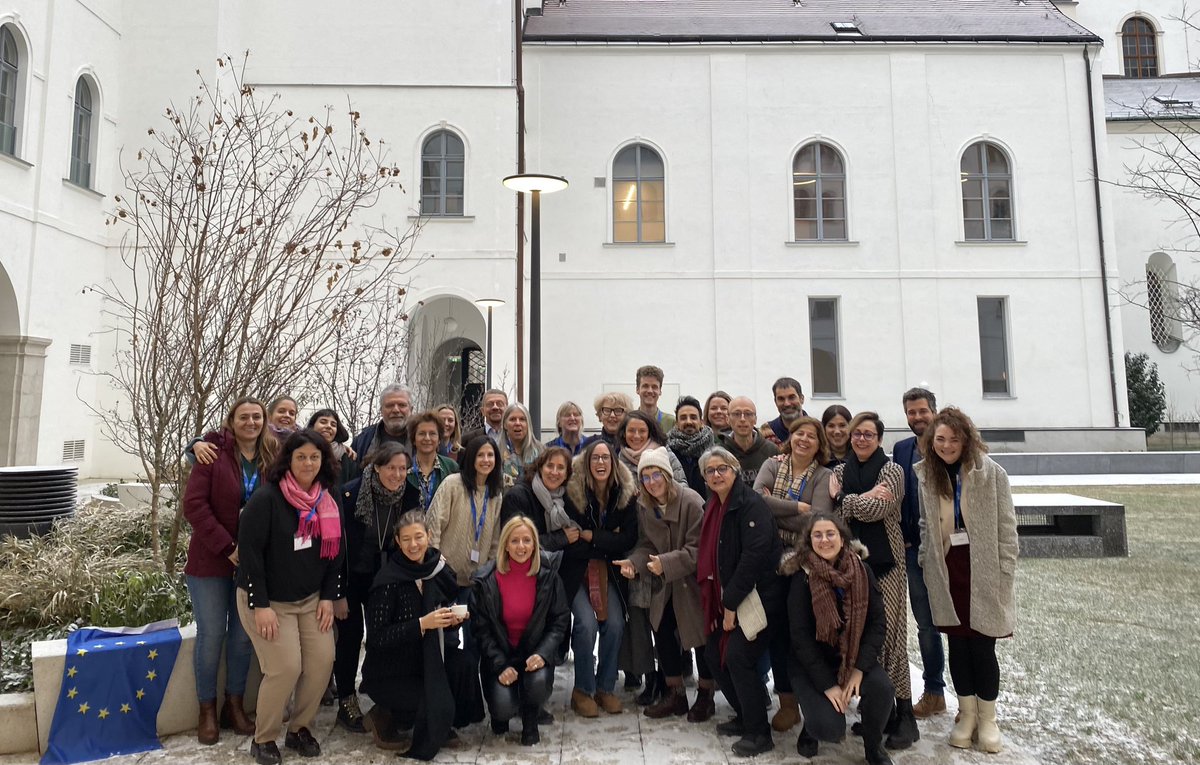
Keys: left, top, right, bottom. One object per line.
{"left": 780, "top": 538, "right": 869, "bottom": 577}
{"left": 567, "top": 453, "right": 638, "bottom": 512}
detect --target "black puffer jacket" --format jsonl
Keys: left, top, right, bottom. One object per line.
{"left": 713, "top": 478, "right": 784, "bottom": 612}
{"left": 470, "top": 552, "right": 571, "bottom": 676}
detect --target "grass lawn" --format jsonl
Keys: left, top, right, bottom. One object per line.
{"left": 912, "top": 485, "right": 1200, "bottom": 765}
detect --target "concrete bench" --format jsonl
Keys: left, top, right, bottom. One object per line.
{"left": 1013, "top": 493, "right": 1127, "bottom": 558}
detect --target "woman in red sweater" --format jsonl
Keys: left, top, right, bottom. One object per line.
{"left": 471, "top": 516, "right": 571, "bottom": 745}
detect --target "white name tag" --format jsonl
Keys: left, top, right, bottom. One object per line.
{"left": 470, "top": 549, "right": 480, "bottom": 563}
{"left": 294, "top": 534, "right": 313, "bottom": 551}
{"left": 950, "top": 530, "right": 970, "bottom": 547}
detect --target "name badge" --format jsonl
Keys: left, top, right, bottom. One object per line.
{"left": 294, "top": 534, "right": 313, "bottom": 551}
{"left": 950, "top": 530, "right": 970, "bottom": 547}
{"left": 470, "top": 549, "right": 480, "bottom": 563}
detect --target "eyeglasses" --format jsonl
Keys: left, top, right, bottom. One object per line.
{"left": 640, "top": 471, "right": 666, "bottom": 484}
{"left": 850, "top": 431, "right": 878, "bottom": 441}
{"left": 590, "top": 454, "right": 612, "bottom": 464}
{"left": 729, "top": 411, "right": 756, "bottom": 420}
{"left": 703, "top": 464, "right": 734, "bottom": 477}
{"left": 810, "top": 530, "right": 840, "bottom": 542}
{"left": 600, "top": 407, "right": 626, "bottom": 417}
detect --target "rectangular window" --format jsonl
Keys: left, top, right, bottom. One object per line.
{"left": 62, "top": 439, "right": 85, "bottom": 462}
{"left": 809, "top": 298, "right": 841, "bottom": 396}
{"left": 977, "top": 297, "right": 1011, "bottom": 396}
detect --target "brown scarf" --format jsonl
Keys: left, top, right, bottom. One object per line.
{"left": 770, "top": 455, "right": 819, "bottom": 546}
{"left": 806, "top": 549, "right": 870, "bottom": 685}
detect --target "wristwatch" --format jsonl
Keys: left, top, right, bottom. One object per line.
{"left": 834, "top": 491, "right": 846, "bottom": 506}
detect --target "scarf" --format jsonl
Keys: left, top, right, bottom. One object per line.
{"left": 532, "top": 474, "right": 576, "bottom": 532}
{"left": 372, "top": 545, "right": 447, "bottom": 589}
{"left": 697, "top": 491, "right": 731, "bottom": 663}
{"left": 666, "top": 426, "right": 714, "bottom": 459}
{"left": 279, "top": 472, "right": 341, "bottom": 559}
{"left": 771, "top": 455, "right": 819, "bottom": 546}
{"left": 841, "top": 446, "right": 887, "bottom": 495}
{"left": 620, "top": 439, "right": 658, "bottom": 470}
{"left": 806, "top": 549, "right": 870, "bottom": 686}
{"left": 355, "top": 464, "right": 407, "bottom": 550}
{"left": 840, "top": 446, "right": 896, "bottom": 577}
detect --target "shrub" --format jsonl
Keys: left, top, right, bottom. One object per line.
{"left": 1125, "top": 351, "right": 1167, "bottom": 436}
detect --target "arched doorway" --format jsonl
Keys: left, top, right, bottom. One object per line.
{"left": 0, "top": 263, "right": 51, "bottom": 466}
{"left": 406, "top": 295, "right": 486, "bottom": 429}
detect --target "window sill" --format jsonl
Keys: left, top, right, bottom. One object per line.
{"left": 810, "top": 394, "right": 845, "bottom": 400}
{"left": 0, "top": 152, "right": 33, "bottom": 170}
{"left": 955, "top": 240, "right": 1027, "bottom": 247}
{"left": 982, "top": 394, "right": 1018, "bottom": 400}
{"left": 407, "top": 214, "right": 475, "bottom": 222}
{"left": 786, "top": 240, "right": 859, "bottom": 247}
{"left": 62, "top": 178, "right": 104, "bottom": 199}
{"left": 603, "top": 241, "right": 675, "bottom": 248}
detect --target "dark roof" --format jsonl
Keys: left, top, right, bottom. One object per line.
{"left": 524, "top": 0, "right": 1101, "bottom": 44}
{"left": 1105, "top": 76, "right": 1200, "bottom": 121}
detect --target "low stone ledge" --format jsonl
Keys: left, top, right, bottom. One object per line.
{"left": 0, "top": 693, "right": 38, "bottom": 754}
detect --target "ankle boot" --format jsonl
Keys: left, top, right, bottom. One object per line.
{"left": 885, "top": 697, "right": 919, "bottom": 750}
{"left": 637, "top": 670, "right": 664, "bottom": 706}
{"left": 645, "top": 683, "right": 688, "bottom": 718}
{"left": 949, "top": 695, "right": 978, "bottom": 749}
{"left": 197, "top": 701, "right": 219, "bottom": 745}
{"left": 976, "top": 698, "right": 1002, "bottom": 753}
{"left": 771, "top": 692, "right": 801, "bottom": 732}
{"left": 220, "top": 694, "right": 255, "bottom": 736}
{"left": 865, "top": 739, "right": 894, "bottom": 765}
{"left": 687, "top": 683, "right": 716, "bottom": 723}
{"left": 520, "top": 706, "right": 540, "bottom": 746}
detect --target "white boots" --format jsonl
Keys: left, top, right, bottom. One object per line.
{"left": 950, "top": 695, "right": 1003, "bottom": 753}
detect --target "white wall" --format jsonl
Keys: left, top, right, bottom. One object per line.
{"left": 1075, "top": 0, "right": 1200, "bottom": 75}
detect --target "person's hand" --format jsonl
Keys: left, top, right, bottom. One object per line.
{"left": 419, "top": 607, "right": 457, "bottom": 633}
{"left": 564, "top": 526, "right": 581, "bottom": 544}
{"left": 227, "top": 546, "right": 239, "bottom": 566}
{"left": 579, "top": 529, "right": 594, "bottom": 543}
{"left": 254, "top": 607, "right": 279, "bottom": 642}
{"left": 824, "top": 685, "right": 845, "bottom": 713}
{"left": 842, "top": 668, "right": 863, "bottom": 706}
{"left": 614, "top": 559, "right": 636, "bottom": 579}
{"left": 346, "top": 445, "right": 358, "bottom": 462}
{"left": 525, "top": 654, "right": 547, "bottom": 672}
{"left": 647, "top": 555, "right": 664, "bottom": 576}
{"left": 829, "top": 477, "right": 842, "bottom": 499}
{"left": 796, "top": 501, "right": 811, "bottom": 515}
{"left": 317, "top": 599, "right": 334, "bottom": 632}
{"left": 499, "top": 667, "right": 519, "bottom": 686}
{"left": 193, "top": 441, "right": 218, "bottom": 466}
{"left": 723, "top": 608, "right": 736, "bottom": 632}
{"left": 333, "top": 598, "right": 349, "bottom": 621}
{"left": 865, "top": 484, "right": 894, "bottom": 503}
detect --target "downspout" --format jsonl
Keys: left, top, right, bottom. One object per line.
{"left": 1083, "top": 45, "right": 1122, "bottom": 427}
{"left": 513, "top": 0, "right": 527, "bottom": 402}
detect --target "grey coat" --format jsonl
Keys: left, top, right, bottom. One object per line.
{"left": 915, "top": 454, "right": 1018, "bottom": 638}
{"left": 626, "top": 482, "right": 706, "bottom": 650}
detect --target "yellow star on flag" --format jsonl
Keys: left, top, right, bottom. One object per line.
{"left": 66, "top": 687, "right": 78, "bottom": 699}
{"left": 146, "top": 670, "right": 157, "bottom": 681}
{"left": 98, "top": 708, "right": 109, "bottom": 719}
{"left": 136, "top": 641, "right": 146, "bottom": 646}
{"left": 66, "top": 666, "right": 77, "bottom": 678}
{"left": 120, "top": 704, "right": 131, "bottom": 714}
{"left": 148, "top": 649, "right": 158, "bottom": 660}
{"left": 76, "top": 648, "right": 87, "bottom": 656}
{"left": 78, "top": 702, "right": 90, "bottom": 715}
{"left": 114, "top": 641, "right": 125, "bottom": 646}
{"left": 136, "top": 689, "right": 145, "bottom": 700}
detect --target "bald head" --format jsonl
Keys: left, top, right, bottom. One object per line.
{"left": 728, "top": 396, "right": 758, "bottom": 437}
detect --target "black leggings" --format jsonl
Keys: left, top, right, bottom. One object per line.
{"left": 484, "top": 666, "right": 554, "bottom": 722}
{"left": 333, "top": 573, "right": 371, "bottom": 698}
{"left": 653, "top": 598, "right": 711, "bottom": 680}
{"left": 947, "top": 635, "right": 999, "bottom": 701}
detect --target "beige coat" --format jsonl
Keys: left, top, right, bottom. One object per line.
{"left": 426, "top": 473, "right": 504, "bottom": 586}
{"left": 626, "top": 483, "right": 706, "bottom": 650}
{"left": 915, "top": 454, "right": 1018, "bottom": 638}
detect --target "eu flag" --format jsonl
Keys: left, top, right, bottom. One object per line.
{"left": 41, "top": 619, "right": 182, "bottom": 765}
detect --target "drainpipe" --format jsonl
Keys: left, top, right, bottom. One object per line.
{"left": 513, "top": 0, "right": 526, "bottom": 402}
{"left": 1083, "top": 45, "right": 1122, "bottom": 428}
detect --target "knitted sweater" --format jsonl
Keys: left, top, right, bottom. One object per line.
{"left": 426, "top": 473, "right": 504, "bottom": 585}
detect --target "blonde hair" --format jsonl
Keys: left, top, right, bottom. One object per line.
{"left": 496, "top": 515, "right": 541, "bottom": 576}
{"left": 593, "top": 391, "right": 634, "bottom": 416}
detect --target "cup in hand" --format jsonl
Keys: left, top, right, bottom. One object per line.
{"left": 449, "top": 604, "right": 469, "bottom": 620}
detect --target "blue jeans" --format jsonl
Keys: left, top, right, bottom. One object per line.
{"left": 187, "top": 575, "right": 253, "bottom": 702}
{"left": 906, "top": 546, "right": 945, "bottom": 696}
{"left": 571, "top": 581, "right": 624, "bottom": 695}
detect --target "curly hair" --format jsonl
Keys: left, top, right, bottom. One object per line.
{"left": 918, "top": 407, "right": 988, "bottom": 498}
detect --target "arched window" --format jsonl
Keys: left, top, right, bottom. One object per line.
{"left": 1147, "top": 253, "right": 1182, "bottom": 352}
{"left": 1122, "top": 17, "right": 1158, "bottom": 78}
{"left": 612, "top": 143, "right": 665, "bottom": 243}
{"left": 793, "top": 142, "right": 846, "bottom": 240}
{"left": 69, "top": 77, "right": 94, "bottom": 187}
{"left": 0, "top": 25, "right": 19, "bottom": 156}
{"left": 961, "top": 141, "right": 1013, "bottom": 241}
{"left": 420, "top": 130, "right": 464, "bottom": 216}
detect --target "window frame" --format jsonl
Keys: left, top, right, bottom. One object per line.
{"left": 1121, "top": 16, "right": 1159, "bottom": 78}
{"left": 419, "top": 128, "right": 466, "bottom": 217}
{"left": 976, "top": 296, "right": 1014, "bottom": 398}
{"left": 808, "top": 296, "right": 843, "bottom": 397}
{"left": 610, "top": 141, "right": 667, "bottom": 244}
{"left": 791, "top": 140, "right": 848, "bottom": 242}
{"left": 69, "top": 76, "right": 96, "bottom": 188}
{"left": 960, "top": 140, "right": 1015, "bottom": 242}
{"left": 1146, "top": 252, "right": 1183, "bottom": 353}
{"left": 0, "top": 22, "right": 28, "bottom": 158}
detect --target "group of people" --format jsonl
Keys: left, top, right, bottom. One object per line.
{"left": 180, "top": 369, "right": 1018, "bottom": 765}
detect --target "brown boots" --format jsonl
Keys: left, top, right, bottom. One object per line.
{"left": 687, "top": 682, "right": 716, "bottom": 723}
{"left": 644, "top": 680, "right": 689, "bottom": 719}
{"left": 197, "top": 701, "right": 219, "bottom": 745}
{"left": 772, "top": 692, "right": 801, "bottom": 732}
{"left": 220, "top": 694, "right": 255, "bottom": 735}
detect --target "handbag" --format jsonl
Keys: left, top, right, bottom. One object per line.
{"left": 587, "top": 559, "right": 609, "bottom": 621}
{"left": 736, "top": 586, "right": 768, "bottom": 641}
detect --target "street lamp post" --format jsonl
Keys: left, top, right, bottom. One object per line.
{"left": 502, "top": 172, "right": 568, "bottom": 441}
{"left": 474, "top": 298, "right": 505, "bottom": 389}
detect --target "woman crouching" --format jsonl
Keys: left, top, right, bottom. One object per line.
{"left": 783, "top": 512, "right": 894, "bottom": 765}
{"left": 471, "top": 516, "right": 570, "bottom": 745}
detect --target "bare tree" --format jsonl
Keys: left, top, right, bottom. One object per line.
{"left": 89, "top": 55, "right": 422, "bottom": 571}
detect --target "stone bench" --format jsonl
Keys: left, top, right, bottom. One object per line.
{"left": 1013, "top": 493, "right": 1127, "bottom": 558}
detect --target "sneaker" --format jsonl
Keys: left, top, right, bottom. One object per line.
{"left": 336, "top": 695, "right": 367, "bottom": 733}
{"left": 284, "top": 727, "right": 321, "bottom": 758}
{"left": 716, "top": 717, "right": 745, "bottom": 737}
{"left": 912, "top": 692, "right": 947, "bottom": 719}
{"left": 731, "top": 733, "right": 774, "bottom": 757}
{"left": 250, "top": 741, "right": 281, "bottom": 765}
{"left": 571, "top": 688, "right": 599, "bottom": 718}
{"left": 594, "top": 691, "right": 624, "bottom": 714}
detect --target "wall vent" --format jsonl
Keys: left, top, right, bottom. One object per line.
{"left": 62, "top": 439, "right": 86, "bottom": 462}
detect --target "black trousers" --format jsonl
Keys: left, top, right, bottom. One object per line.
{"left": 707, "top": 625, "right": 772, "bottom": 736}
{"left": 766, "top": 576, "right": 793, "bottom": 694}
{"left": 947, "top": 635, "right": 1000, "bottom": 701}
{"left": 484, "top": 666, "right": 554, "bottom": 722}
{"left": 654, "top": 599, "right": 711, "bottom": 680}
{"left": 333, "top": 572, "right": 371, "bottom": 698}
{"left": 792, "top": 663, "right": 894, "bottom": 749}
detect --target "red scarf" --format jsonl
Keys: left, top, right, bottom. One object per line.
{"left": 280, "top": 472, "right": 341, "bottom": 559}
{"left": 697, "top": 491, "right": 731, "bottom": 664}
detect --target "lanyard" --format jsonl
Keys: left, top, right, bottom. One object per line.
{"left": 242, "top": 469, "right": 258, "bottom": 506}
{"left": 953, "top": 473, "right": 964, "bottom": 530}
{"left": 469, "top": 487, "right": 490, "bottom": 545}
{"left": 655, "top": 410, "right": 664, "bottom": 425}
{"left": 786, "top": 476, "right": 808, "bottom": 502}
{"left": 302, "top": 491, "right": 323, "bottom": 525}
{"left": 412, "top": 464, "right": 440, "bottom": 511}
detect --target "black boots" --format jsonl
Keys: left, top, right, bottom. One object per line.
{"left": 520, "top": 706, "right": 540, "bottom": 746}
{"left": 885, "top": 697, "right": 920, "bottom": 750}
{"left": 795, "top": 726, "right": 818, "bottom": 758}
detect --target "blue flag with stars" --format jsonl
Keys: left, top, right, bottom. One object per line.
{"left": 41, "top": 619, "right": 182, "bottom": 765}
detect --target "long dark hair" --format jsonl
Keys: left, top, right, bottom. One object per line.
{"left": 618, "top": 410, "right": 667, "bottom": 448}
{"left": 306, "top": 408, "right": 349, "bottom": 443}
{"left": 460, "top": 435, "right": 503, "bottom": 496}
{"left": 580, "top": 438, "right": 617, "bottom": 498}
{"left": 265, "top": 429, "right": 338, "bottom": 488}
{"left": 799, "top": 511, "right": 856, "bottom": 561}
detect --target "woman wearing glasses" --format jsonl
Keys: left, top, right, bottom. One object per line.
{"left": 696, "top": 446, "right": 782, "bottom": 757}
{"left": 589, "top": 392, "right": 634, "bottom": 450}
{"left": 829, "top": 412, "right": 919, "bottom": 751}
